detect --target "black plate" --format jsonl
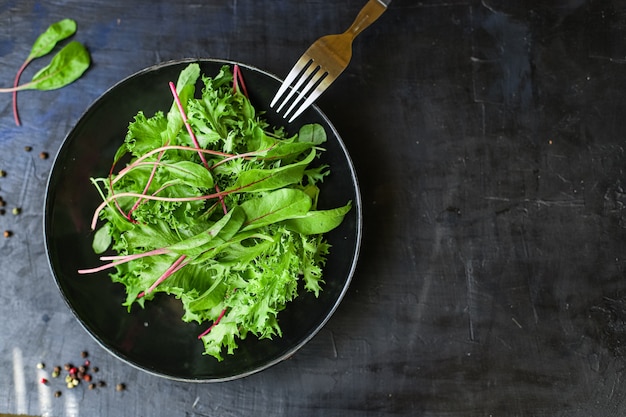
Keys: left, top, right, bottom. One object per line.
{"left": 43, "top": 59, "right": 362, "bottom": 382}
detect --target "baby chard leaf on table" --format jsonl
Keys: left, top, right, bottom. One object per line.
{"left": 11, "top": 18, "right": 76, "bottom": 126}
{"left": 2, "top": 19, "right": 90, "bottom": 126}
{"left": 28, "top": 18, "right": 78, "bottom": 60}
{"left": 21, "top": 41, "right": 91, "bottom": 91}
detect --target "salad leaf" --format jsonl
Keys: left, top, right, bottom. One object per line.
{"left": 3, "top": 18, "right": 90, "bottom": 126}
{"left": 80, "top": 63, "right": 351, "bottom": 361}
{"left": 29, "top": 18, "right": 77, "bottom": 60}
{"left": 28, "top": 41, "right": 91, "bottom": 91}
{"left": 284, "top": 203, "right": 353, "bottom": 235}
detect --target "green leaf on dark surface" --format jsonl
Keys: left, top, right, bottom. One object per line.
{"left": 28, "top": 18, "right": 77, "bottom": 59}
{"left": 5, "top": 18, "right": 90, "bottom": 126}
{"left": 28, "top": 41, "right": 91, "bottom": 91}
{"left": 297, "top": 123, "right": 327, "bottom": 145}
{"left": 92, "top": 223, "right": 112, "bottom": 254}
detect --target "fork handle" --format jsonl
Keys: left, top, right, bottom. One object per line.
{"left": 344, "top": 0, "right": 389, "bottom": 39}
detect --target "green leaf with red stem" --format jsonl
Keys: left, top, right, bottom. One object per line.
{"left": 284, "top": 202, "right": 353, "bottom": 235}
{"left": 239, "top": 188, "right": 312, "bottom": 231}
{"left": 166, "top": 206, "right": 245, "bottom": 257}
{"left": 2, "top": 41, "right": 90, "bottom": 92}
{"left": 225, "top": 148, "right": 316, "bottom": 193}
{"left": 11, "top": 18, "right": 78, "bottom": 126}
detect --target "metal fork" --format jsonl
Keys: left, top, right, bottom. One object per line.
{"left": 270, "top": 0, "right": 391, "bottom": 123}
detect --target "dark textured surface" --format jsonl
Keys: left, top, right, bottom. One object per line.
{"left": 3, "top": 0, "right": 626, "bottom": 415}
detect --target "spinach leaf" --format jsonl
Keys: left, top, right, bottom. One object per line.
{"left": 240, "top": 188, "right": 312, "bottom": 231}
{"left": 27, "top": 41, "right": 91, "bottom": 91}
{"left": 284, "top": 202, "right": 353, "bottom": 235}
{"left": 28, "top": 18, "right": 77, "bottom": 60}
{"left": 3, "top": 19, "right": 90, "bottom": 126}
{"left": 297, "top": 123, "right": 327, "bottom": 145}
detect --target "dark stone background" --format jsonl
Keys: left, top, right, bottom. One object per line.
{"left": 3, "top": 0, "right": 626, "bottom": 415}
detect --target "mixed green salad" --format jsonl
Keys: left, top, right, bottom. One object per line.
{"left": 79, "top": 63, "right": 351, "bottom": 361}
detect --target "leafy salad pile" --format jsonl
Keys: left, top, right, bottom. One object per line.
{"left": 79, "top": 63, "right": 351, "bottom": 360}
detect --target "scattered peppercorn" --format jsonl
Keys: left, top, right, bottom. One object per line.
{"left": 39, "top": 351, "right": 121, "bottom": 394}
{"left": 39, "top": 152, "right": 49, "bottom": 160}
{"left": 24, "top": 146, "right": 32, "bottom": 152}
{"left": 0, "top": 199, "right": 5, "bottom": 207}
{"left": 4, "top": 230, "right": 12, "bottom": 238}
{"left": 0, "top": 209, "right": 5, "bottom": 215}
{"left": 0, "top": 170, "right": 5, "bottom": 177}
{"left": 81, "top": 351, "right": 89, "bottom": 358}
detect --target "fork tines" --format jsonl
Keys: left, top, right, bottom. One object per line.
{"left": 270, "top": 56, "right": 331, "bottom": 123}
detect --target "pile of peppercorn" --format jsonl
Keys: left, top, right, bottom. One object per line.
{"left": 38, "top": 350, "right": 126, "bottom": 397}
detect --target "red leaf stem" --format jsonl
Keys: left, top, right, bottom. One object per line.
{"left": 90, "top": 189, "right": 228, "bottom": 230}
{"left": 108, "top": 161, "right": 135, "bottom": 222}
{"left": 169, "top": 81, "right": 209, "bottom": 169}
{"left": 198, "top": 306, "right": 227, "bottom": 339}
{"left": 138, "top": 254, "right": 188, "bottom": 298}
{"left": 77, "top": 247, "right": 171, "bottom": 274}
{"left": 98, "top": 247, "right": 170, "bottom": 261}
{"left": 215, "top": 184, "right": 227, "bottom": 214}
{"left": 111, "top": 145, "right": 232, "bottom": 186}
{"left": 232, "top": 64, "right": 249, "bottom": 98}
{"left": 93, "top": 154, "right": 291, "bottom": 229}
{"left": 12, "top": 58, "right": 31, "bottom": 126}
{"left": 208, "top": 143, "right": 278, "bottom": 171}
